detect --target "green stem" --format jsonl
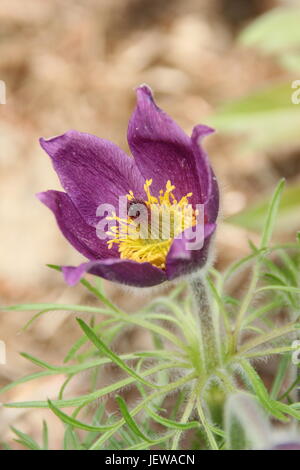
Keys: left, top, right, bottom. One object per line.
{"left": 80, "top": 278, "right": 120, "bottom": 313}
{"left": 232, "top": 263, "right": 260, "bottom": 352}
{"left": 190, "top": 277, "right": 219, "bottom": 371}
{"left": 238, "top": 321, "right": 297, "bottom": 355}
{"left": 171, "top": 390, "right": 196, "bottom": 450}
{"left": 89, "top": 372, "right": 197, "bottom": 450}
{"left": 195, "top": 383, "right": 219, "bottom": 450}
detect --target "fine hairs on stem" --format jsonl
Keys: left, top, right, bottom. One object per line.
{"left": 190, "top": 276, "right": 219, "bottom": 372}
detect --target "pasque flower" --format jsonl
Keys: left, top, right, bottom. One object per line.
{"left": 38, "top": 85, "right": 219, "bottom": 287}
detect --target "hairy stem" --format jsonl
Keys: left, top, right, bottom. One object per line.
{"left": 171, "top": 390, "right": 196, "bottom": 450}
{"left": 195, "top": 383, "right": 219, "bottom": 450}
{"left": 89, "top": 372, "right": 197, "bottom": 450}
{"left": 232, "top": 263, "right": 260, "bottom": 352}
{"left": 190, "top": 276, "right": 219, "bottom": 371}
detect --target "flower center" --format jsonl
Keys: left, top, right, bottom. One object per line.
{"left": 106, "top": 179, "right": 198, "bottom": 269}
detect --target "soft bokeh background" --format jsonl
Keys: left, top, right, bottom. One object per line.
{"left": 0, "top": 0, "right": 299, "bottom": 448}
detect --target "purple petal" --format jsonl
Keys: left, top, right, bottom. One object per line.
{"left": 271, "top": 442, "right": 300, "bottom": 450}
{"left": 127, "top": 85, "right": 203, "bottom": 205}
{"left": 166, "top": 223, "right": 216, "bottom": 280}
{"left": 40, "top": 130, "right": 145, "bottom": 226}
{"left": 205, "top": 169, "right": 219, "bottom": 224}
{"left": 62, "top": 258, "right": 167, "bottom": 287}
{"left": 37, "top": 190, "right": 118, "bottom": 260}
{"left": 191, "top": 125, "right": 219, "bottom": 223}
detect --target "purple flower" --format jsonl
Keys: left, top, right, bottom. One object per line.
{"left": 37, "top": 85, "right": 219, "bottom": 288}
{"left": 271, "top": 442, "right": 300, "bottom": 450}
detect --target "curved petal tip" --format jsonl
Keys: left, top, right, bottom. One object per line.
{"left": 135, "top": 83, "right": 153, "bottom": 98}
{"left": 39, "top": 131, "right": 78, "bottom": 158}
{"left": 192, "top": 124, "right": 215, "bottom": 142}
{"left": 36, "top": 190, "right": 57, "bottom": 210}
{"left": 135, "top": 84, "right": 159, "bottom": 109}
{"left": 62, "top": 263, "right": 89, "bottom": 286}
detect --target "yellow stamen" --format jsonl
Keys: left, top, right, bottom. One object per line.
{"left": 106, "top": 179, "right": 197, "bottom": 269}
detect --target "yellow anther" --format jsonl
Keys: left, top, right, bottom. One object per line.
{"left": 106, "top": 180, "right": 197, "bottom": 269}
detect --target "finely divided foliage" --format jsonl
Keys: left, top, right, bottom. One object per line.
{"left": 1, "top": 180, "right": 300, "bottom": 450}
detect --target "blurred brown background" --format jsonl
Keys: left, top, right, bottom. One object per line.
{"left": 0, "top": 0, "right": 299, "bottom": 449}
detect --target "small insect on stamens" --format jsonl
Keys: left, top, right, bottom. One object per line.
{"left": 127, "top": 198, "right": 149, "bottom": 220}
